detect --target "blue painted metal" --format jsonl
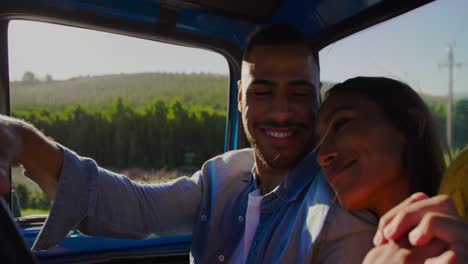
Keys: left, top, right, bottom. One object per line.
{"left": 177, "top": 9, "right": 255, "bottom": 50}
{"left": 17, "top": 0, "right": 161, "bottom": 24}
{"left": 22, "top": 228, "right": 191, "bottom": 261}
{"left": 11, "top": 0, "right": 386, "bottom": 50}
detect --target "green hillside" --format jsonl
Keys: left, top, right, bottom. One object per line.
{"left": 11, "top": 72, "right": 229, "bottom": 111}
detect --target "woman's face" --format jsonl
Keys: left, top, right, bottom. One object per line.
{"left": 316, "top": 92, "right": 409, "bottom": 214}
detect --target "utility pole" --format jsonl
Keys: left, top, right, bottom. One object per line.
{"left": 439, "top": 44, "right": 463, "bottom": 150}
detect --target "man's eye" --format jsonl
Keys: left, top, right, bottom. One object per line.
{"left": 292, "top": 92, "right": 311, "bottom": 96}
{"left": 291, "top": 88, "right": 313, "bottom": 97}
{"left": 254, "top": 90, "right": 272, "bottom": 96}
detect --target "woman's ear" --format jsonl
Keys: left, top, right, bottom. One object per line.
{"left": 408, "top": 108, "right": 426, "bottom": 139}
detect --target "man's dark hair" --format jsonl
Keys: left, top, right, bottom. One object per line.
{"left": 243, "top": 24, "right": 319, "bottom": 68}
{"left": 326, "top": 77, "right": 445, "bottom": 197}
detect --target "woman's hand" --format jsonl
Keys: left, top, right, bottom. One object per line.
{"left": 371, "top": 193, "right": 468, "bottom": 263}
{"left": 364, "top": 237, "right": 447, "bottom": 264}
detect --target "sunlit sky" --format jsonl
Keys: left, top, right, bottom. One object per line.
{"left": 320, "top": 0, "right": 468, "bottom": 97}
{"left": 8, "top": 0, "right": 468, "bottom": 96}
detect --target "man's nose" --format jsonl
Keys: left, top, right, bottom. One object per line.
{"left": 271, "top": 96, "right": 293, "bottom": 121}
{"left": 317, "top": 144, "right": 338, "bottom": 168}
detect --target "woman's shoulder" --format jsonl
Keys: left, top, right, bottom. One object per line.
{"left": 310, "top": 203, "right": 378, "bottom": 263}
{"left": 326, "top": 203, "right": 378, "bottom": 241}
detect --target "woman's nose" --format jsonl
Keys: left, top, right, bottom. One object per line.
{"left": 317, "top": 147, "right": 338, "bottom": 168}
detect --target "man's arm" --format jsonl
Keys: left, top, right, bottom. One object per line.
{"left": 310, "top": 204, "right": 379, "bottom": 264}
{"left": 0, "top": 115, "right": 63, "bottom": 198}
{"left": 314, "top": 230, "right": 375, "bottom": 264}
{"left": 32, "top": 145, "right": 202, "bottom": 250}
{"left": 0, "top": 116, "right": 203, "bottom": 249}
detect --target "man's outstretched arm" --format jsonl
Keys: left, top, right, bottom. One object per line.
{"left": 0, "top": 115, "right": 203, "bottom": 249}
{"left": 0, "top": 115, "right": 63, "bottom": 198}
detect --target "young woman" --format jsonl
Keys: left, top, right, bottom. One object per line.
{"left": 316, "top": 77, "right": 468, "bottom": 263}
{"left": 315, "top": 76, "right": 445, "bottom": 217}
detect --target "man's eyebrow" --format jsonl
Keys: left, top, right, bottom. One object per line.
{"left": 252, "top": 79, "right": 274, "bottom": 86}
{"left": 288, "top": 80, "right": 316, "bottom": 89}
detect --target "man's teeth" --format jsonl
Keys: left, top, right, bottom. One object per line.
{"left": 266, "top": 130, "right": 293, "bottom": 138}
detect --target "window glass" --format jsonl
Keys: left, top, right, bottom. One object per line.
{"left": 320, "top": 0, "right": 468, "bottom": 164}
{"left": 8, "top": 20, "right": 229, "bottom": 218}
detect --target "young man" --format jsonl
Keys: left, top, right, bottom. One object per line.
{"left": 0, "top": 25, "right": 376, "bottom": 263}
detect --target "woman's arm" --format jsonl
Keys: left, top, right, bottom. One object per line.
{"left": 368, "top": 193, "right": 468, "bottom": 263}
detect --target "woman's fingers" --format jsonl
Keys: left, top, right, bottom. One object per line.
{"left": 371, "top": 193, "right": 468, "bottom": 263}
{"left": 364, "top": 238, "right": 447, "bottom": 264}
{"left": 375, "top": 194, "right": 459, "bottom": 245}
{"left": 373, "top": 192, "right": 429, "bottom": 245}
{"left": 409, "top": 212, "right": 468, "bottom": 246}
{"left": 405, "top": 238, "right": 448, "bottom": 263}
{"left": 363, "top": 240, "right": 411, "bottom": 264}
{"left": 425, "top": 242, "right": 467, "bottom": 264}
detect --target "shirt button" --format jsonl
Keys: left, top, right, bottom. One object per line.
{"left": 201, "top": 214, "right": 207, "bottom": 221}
{"left": 218, "top": 254, "right": 225, "bottom": 262}
{"left": 238, "top": 216, "right": 244, "bottom": 222}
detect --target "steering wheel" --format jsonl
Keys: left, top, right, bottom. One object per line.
{"left": 0, "top": 197, "right": 38, "bottom": 263}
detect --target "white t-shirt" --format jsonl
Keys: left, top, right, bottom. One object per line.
{"left": 229, "top": 189, "right": 265, "bottom": 263}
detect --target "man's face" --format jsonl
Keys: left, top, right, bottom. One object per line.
{"left": 238, "top": 44, "right": 320, "bottom": 171}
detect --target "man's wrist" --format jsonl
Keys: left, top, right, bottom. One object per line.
{"left": 16, "top": 122, "right": 63, "bottom": 198}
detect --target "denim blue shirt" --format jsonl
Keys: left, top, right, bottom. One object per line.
{"left": 33, "top": 147, "right": 377, "bottom": 263}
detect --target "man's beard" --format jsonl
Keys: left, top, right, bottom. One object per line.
{"left": 243, "top": 118, "right": 315, "bottom": 170}
{"left": 248, "top": 134, "right": 313, "bottom": 170}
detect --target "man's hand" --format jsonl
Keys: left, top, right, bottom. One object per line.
{"left": 0, "top": 116, "right": 23, "bottom": 195}
{"left": 372, "top": 193, "right": 468, "bottom": 263}
{"left": 0, "top": 115, "right": 64, "bottom": 198}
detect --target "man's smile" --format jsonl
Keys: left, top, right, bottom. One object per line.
{"left": 257, "top": 126, "right": 302, "bottom": 146}
{"left": 264, "top": 129, "right": 294, "bottom": 139}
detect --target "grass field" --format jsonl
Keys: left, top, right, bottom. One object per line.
{"left": 11, "top": 72, "right": 228, "bottom": 111}
{"left": 21, "top": 208, "right": 49, "bottom": 216}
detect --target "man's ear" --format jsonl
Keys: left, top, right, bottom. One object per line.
{"left": 319, "top": 81, "right": 323, "bottom": 104}
{"left": 237, "top": 80, "right": 242, "bottom": 112}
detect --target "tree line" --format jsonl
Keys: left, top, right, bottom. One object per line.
{"left": 12, "top": 97, "right": 226, "bottom": 171}
{"left": 12, "top": 97, "right": 468, "bottom": 170}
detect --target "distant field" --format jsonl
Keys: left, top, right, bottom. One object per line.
{"left": 21, "top": 208, "right": 49, "bottom": 216}
{"left": 11, "top": 72, "right": 229, "bottom": 111}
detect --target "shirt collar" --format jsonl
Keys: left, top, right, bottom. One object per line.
{"left": 249, "top": 151, "right": 321, "bottom": 202}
